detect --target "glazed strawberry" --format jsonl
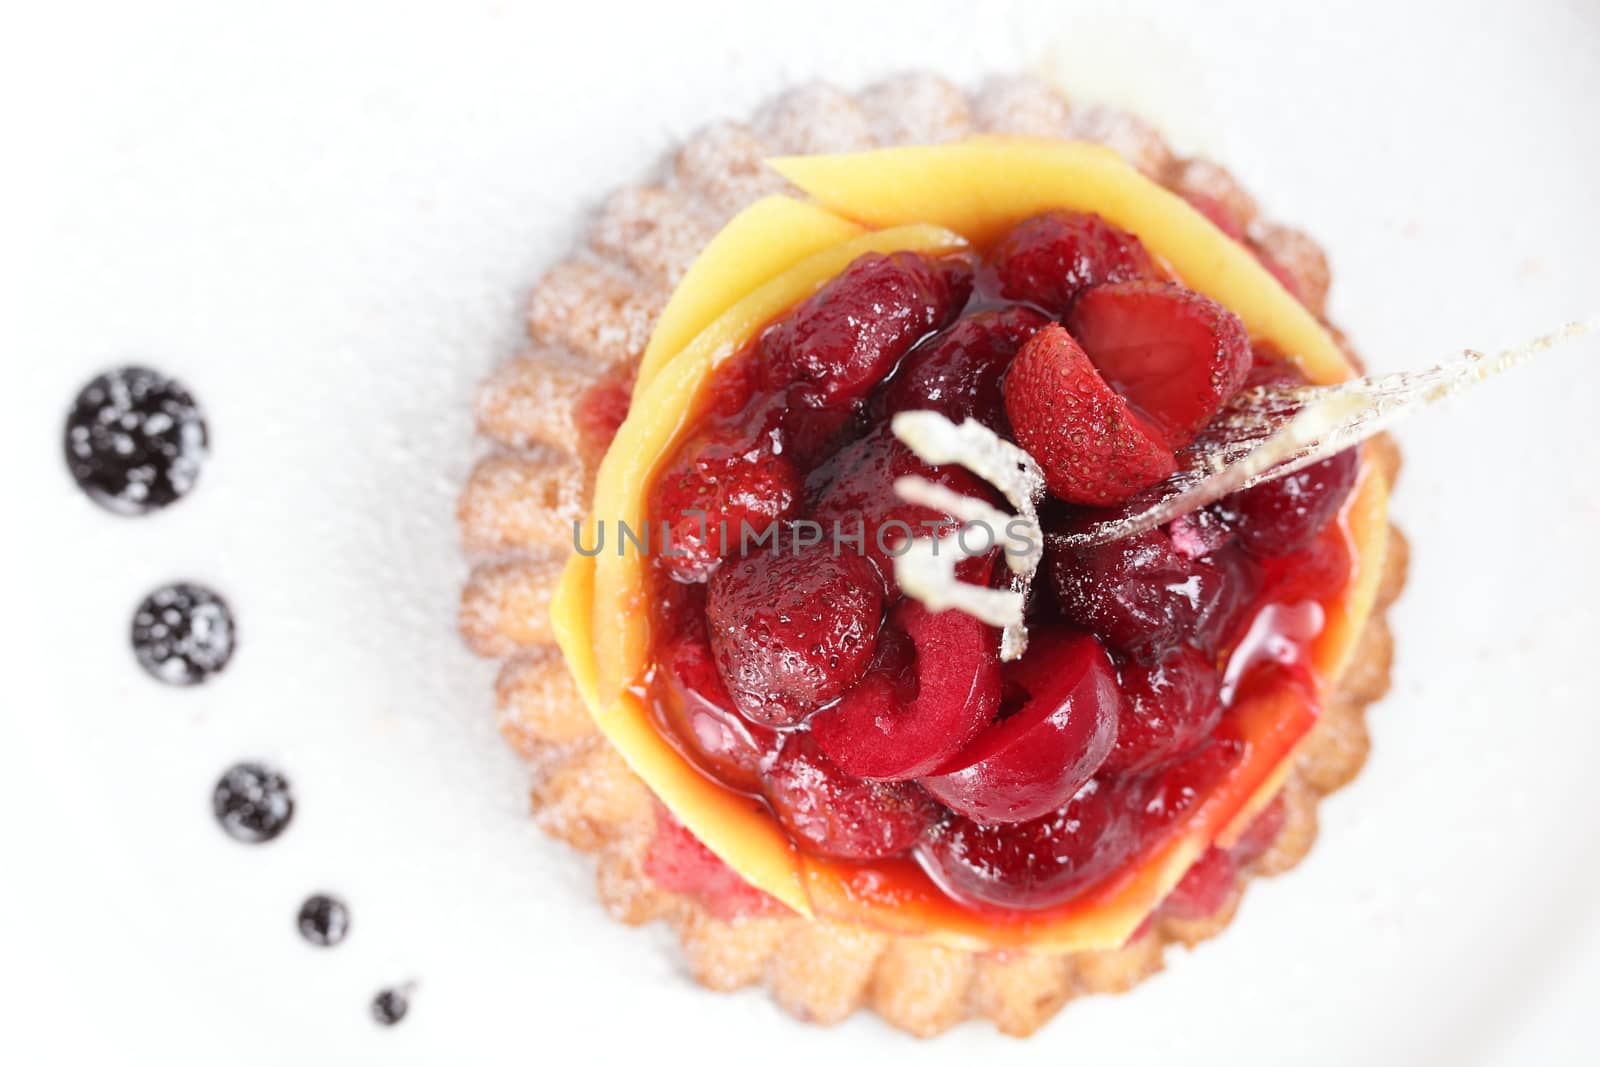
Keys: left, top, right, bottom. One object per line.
{"left": 987, "top": 211, "right": 1159, "bottom": 316}
{"left": 915, "top": 778, "right": 1136, "bottom": 910}
{"left": 1003, "top": 323, "right": 1177, "bottom": 507}
{"left": 808, "top": 424, "right": 997, "bottom": 580}
{"left": 1065, "top": 281, "right": 1251, "bottom": 447}
{"left": 654, "top": 420, "right": 801, "bottom": 582}
{"left": 1048, "top": 528, "right": 1242, "bottom": 662}
{"left": 881, "top": 306, "right": 1049, "bottom": 432}
{"left": 658, "top": 628, "right": 780, "bottom": 793}
{"left": 1159, "top": 845, "right": 1238, "bottom": 920}
{"left": 810, "top": 600, "right": 1001, "bottom": 780}
{"left": 706, "top": 541, "right": 884, "bottom": 726}
{"left": 763, "top": 733, "right": 940, "bottom": 861}
{"left": 1221, "top": 448, "right": 1360, "bottom": 559}
{"left": 1100, "top": 644, "right": 1224, "bottom": 776}
{"left": 763, "top": 251, "right": 972, "bottom": 409}
{"left": 922, "top": 627, "right": 1120, "bottom": 824}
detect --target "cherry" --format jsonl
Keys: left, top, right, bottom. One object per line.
{"left": 653, "top": 414, "right": 801, "bottom": 583}
{"left": 1126, "top": 731, "right": 1247, "bottom": 848}
{"left": 1003, "top": 323, "right": 1177, "bottom": 507}
{"left": 657, "top": 627, "right": 780, "bottom": 794}
{"left": 1221, "top": 448, "right": 1359, "bottom": 559}
{"left": 763, "top": 251, "right": 972, "bottom": 409}
{"left": 986, "top": 211, "right": 1160, "bottom": 316}
{"left": 808, "top": 424, "right": 996, "bottom": 581}
{"left": 1100, "top": 644, "right": 1224, "bottom": 776}
{"left": 1049, "top": 528, "right": 1241, "bottom": 662}
{"left": 706, "top": 540, "right": 884, "bottom": 726}
{"left": 921, "top": 627, "right": 1120, "bottom": 824}
{"left": 1065, "top": 281, "right": 1252, "bottom": 447}
{"left": 1159, "top": 845, "right": 1238, "bottom": 920}
{"left": 915, "top": 778, "right": 1137, "bottom": 910}
{"left": 810, "top": 599, "right": 1001, "bottom": 780}
{"left": 881, "top": 305, "right": 1049, "bottom": 432}
{"left": 763, "top": 733, "right": 940, "bottom": 861}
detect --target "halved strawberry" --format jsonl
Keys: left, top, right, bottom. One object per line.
{"left": 810, "top": 599, "right": 1001, "bottom": 781}
{"left": 1002, "top": 323, "right": 1177, "bottom": 507}
{"left": 1065, "top": 281, "right": 1251, "bottom": 447}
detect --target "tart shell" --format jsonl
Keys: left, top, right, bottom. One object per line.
{"left": 458, "top": 73, "right": 1407, "bottom": 1037}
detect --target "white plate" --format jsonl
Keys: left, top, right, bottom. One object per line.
{"left": 3, "top": 1, "right": 1597, "bottom": 1063}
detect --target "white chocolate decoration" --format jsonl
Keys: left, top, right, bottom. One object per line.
{"left": 889, "top": 411, "right": 1046, "bottom": 660}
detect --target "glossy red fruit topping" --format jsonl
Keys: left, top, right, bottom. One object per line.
{"left": 1003, "top": 323, "right": 1177, "bottom": 507}
{"left": 763, "top": 251, "right": 972, "bottom": 409}
{"left": 763, "top": 733, "right": 940, "bottom": 861}
{"left": 657, "top": 629, "right": 780, "bottom": 793}
{"left": 1065, "top": 281, "right": 1251, "bottom": 447}
{"left": 1101, "top": 644, "right": 1224, "bottom": 776}
{"left": 574, "top": 363, "right": 635, "bottom": 461}
{"left": 1127, "top": 730, "right": 1247, "bottom": 843}
{"left": 922, "top": 627, "right": 1120, "bottom": 824}
{"left": 654, "top": 420, "right": 801, "bottom": 583}
{"left": 706, "top": 541, "right": 884, "bottom": 726}
{"left": 987, "top": 211, "right": 1160, "bottom": 316}
{"left": 1229, "top": 794, "right": 1288, "bottom": 865}
{"left": 881, "top": 306, "right": 1050, "bottom": 432}
{"left": 1222, "top": 448, "right": 1360, "bottom": 558}
{"left": 808, "top": 424, "right": 996, "bottom": 580}
{"left": 1049, "top": 528, "right": 1243, "bottom": 662}
{"left": 643, "top": 806, "right": 780, "bottom": 919}
{"left": 1159, "top": 845, "right": 1238, "bottom": 920}
{"left": 810, "top": 600, "right": 1001, "bottom": 780}
{"left": 915, "top": 777, "right": 1136, "bottom": 910}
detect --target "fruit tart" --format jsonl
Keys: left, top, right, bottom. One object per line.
{"left": 458, "top": 74, "right": 1407, "bottom": 1037}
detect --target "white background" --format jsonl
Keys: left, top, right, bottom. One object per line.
{"left": 2, "top": 0, "right": 1598, "bottom": 1063}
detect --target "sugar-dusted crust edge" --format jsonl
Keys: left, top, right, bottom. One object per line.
{"left": 457, "top": 73, "right": 1408, "bottom": 1037}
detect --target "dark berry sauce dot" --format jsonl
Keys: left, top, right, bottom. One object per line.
{"left": 63, "top": 365, "right": 208, "bottom": 515}
{"left": 212, "top": 762, "right": 293, "bottom": 844}
{"left": 296, "top": 894, "right": 350, "bottom": 947}
{"left": 131, "top": 582, "right": 235, "bottom": 685}
{"left": 371, "top": 985, "right": 412, "bottom": 1027}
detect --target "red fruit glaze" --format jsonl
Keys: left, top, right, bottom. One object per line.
{"left": 1065, "top": 281, "right": 1251, "bottom": 447}
{"left": 987, "top": 211, "right": 1161, "bottom": 316}
{"left": 763, "top": 251, "right": 972, "bottom": 409}
{"left": 764, "top": 733, "right": 940, "bottom": 861}
{"left": 915, "top": 778, "right": 1137, "bottom": 910}
{"left": 653, "top": 418, "right": 801, "bottom": 583}
{"left": 811, "top": 600, "right": 1001, "bottom": 780}
{"left": 706, "top": 541, "right": 884, "bottom": 726}
{"left": 657, "top": 628, "right": 780, "bottom": 793}
{"left": 881, "top": 306, "right": 1050, "bottom": 432}
{"left": 1101, "top": 644, "right": 1224, "bottom": 776}
{"left": 922, "top": 627, "right": 1120, "bottom": 824}
{"left": 1004, "top": 323, "right": 1177, "bottom": 507}
{"left": 643, "top": 806, "right": 781, "bottom": 919}
{"left": 808, "top": 424, "right": 996, "bottom": 580}
{"left": 1229, "top": 793, "right": 1288, "bottom": 865}
{"left": 1159, "top": 845, "right": 1238, "bottom": 920}
{"left": 1223, "top": 448, "right": 1360, "bottom": 559}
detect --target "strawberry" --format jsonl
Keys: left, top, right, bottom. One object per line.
{"left": 1064, "top": 281, "right": 1251, "bottom": 446}
{"left": 1003, "top": 323, "right": 1177, "bottom": 506}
